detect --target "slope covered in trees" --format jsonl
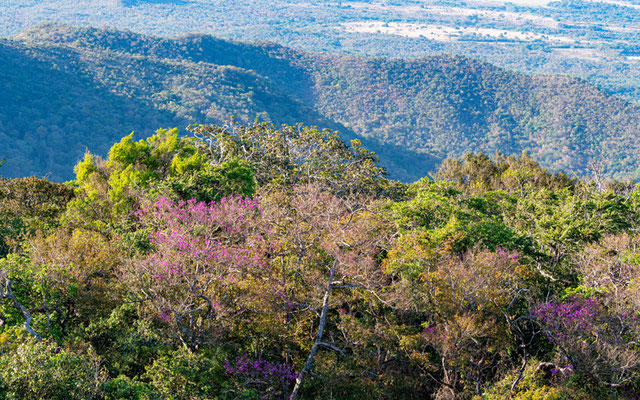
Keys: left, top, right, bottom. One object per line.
{"left": 0, "top": 29, "right": 357, "bottom": 181}
{"left": 0, "top": 122, "right": 639, "bottom": 399}
{"left": 4, "top": 23, "right": 640, "bottom": 182}
{"left": 5, "top": 0, "right": 640, "bottom": 105}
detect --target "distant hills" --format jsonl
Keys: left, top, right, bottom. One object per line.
{"left": 3, "top": 23, "right": 640, "bottom": 182}
{"left": 5, "top": 0, "right": 640, "bottom": 104}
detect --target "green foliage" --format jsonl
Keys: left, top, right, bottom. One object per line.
{"left": 84, "top": 304, "right": 162, "bottom": 378}
{"left": 104, "top": 128, "right": 180, "bottom": 213}
{"left": 0, "top": 177, "right": 74, "bottom": 255}
{"left": 2, "top": 128, "right": 640, "bottom": 399}
{"left": 143, "top": 348, "right": 226, "bottom": 400}
{"left": 478, "top": 360, "right": 594, "bottom": 400}
{"left": 0, "top": 339, "right": 107, "bottom": 400}
{"left": 103, "top": 375, "right": 157, "bottom": 400}
{"left": 169, "top": 158, "right": 255, "bottom": 202}
{"left": 386, "top": 178, "right": 530, "bottom": 268}
{"left": 68, "top": 127, "right": 257, "bottom": 227}
{"left": 4, "top": 24, "right": 640, "bottom": 182}
{"left": 505, "top": 188, "right": 630, "bottom": 280}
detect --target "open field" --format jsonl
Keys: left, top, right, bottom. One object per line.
{"left": 464, "top": 0, "right": 552, "bottom": 6}
{"left": 341, "top": 21, "right": 573, "bottom": 43}
{"left": 584, "top": 0, "right": 640, "bottom": 10}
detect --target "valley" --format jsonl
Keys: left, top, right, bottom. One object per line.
{"left": 3, "top": 0, "right": 640, "bottom": 102}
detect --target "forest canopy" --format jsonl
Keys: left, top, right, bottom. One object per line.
{"left": 4, "top": 23, "right": 640, "bottom": 182}
{"left": 0, "top": 122, "right": 639, "bottom": 399}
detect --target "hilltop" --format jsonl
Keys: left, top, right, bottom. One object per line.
{"left": 4, "top": 0, "right": 640, "bottom": 103}
{"left": 3, "top": 23, "right": 640, "bottom": 181}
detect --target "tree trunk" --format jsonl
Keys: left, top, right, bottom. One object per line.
{"left": 290, "top": 262, "right": 336, "bottom": 399}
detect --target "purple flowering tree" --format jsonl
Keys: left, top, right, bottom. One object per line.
{"left": 225, "top": 354, "right": 297, "bottom": 399}
{"left": 125, "top": 196, "right": 272, "bottom": 348}
{"left": 534, "top": 295, "right": 640, "bottom": 388}
{"left": 552, "top": 233, "right": 640, "bottom": 389}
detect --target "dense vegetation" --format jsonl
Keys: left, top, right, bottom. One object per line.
{"left": 4, "top": 23, "right": 640, "bottom": 182}
{"left": 5, "top": 0, "right": 640, "bottom": 104}
{"left": 1, "top": 121, "right": 639, "bottom": 399}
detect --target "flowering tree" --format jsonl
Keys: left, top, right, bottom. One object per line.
{"left": 533, "top": 295, "right": 640, "bottom": 388}
{"left": 535, "top": 233, "right": 640, "bottom": 389}
{"left": 126, "top": 196, "right": 272, "bottom": 349}
{"left": 125, "top": 185, "right": 392, "bottom": 397}
{"left": 224, "top": 354, "right": 297, "bottom": 399}
{"left": 258, "top": 184, "right": 391, "bottom": 398}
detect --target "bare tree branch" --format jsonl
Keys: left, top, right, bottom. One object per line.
{"left": 290, "top": 261, "right": 337, "bottom": 399}
{"left": 0, "top": 270, "right": 41, "bottom": 340}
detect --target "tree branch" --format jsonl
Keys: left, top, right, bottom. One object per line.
{"left": 290, "top": 261, "right": 337, "bottom": 399}
{"left": 0, "top": 270, "right": 41, "bottom": 340}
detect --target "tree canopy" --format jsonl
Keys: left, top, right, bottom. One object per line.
{"left": 0, "top": 122, "right": 639, "bottom": 399}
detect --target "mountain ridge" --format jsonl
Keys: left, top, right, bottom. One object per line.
{"left": 3, "top": 23, "right": 640, "bottom": 181}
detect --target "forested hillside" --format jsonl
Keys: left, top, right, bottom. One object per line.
{"left": 0, "top": 123, "right": 639, "bottom": 399}
{"left": 4, "top": 23, "right": 640, "bottom": 182}
{"left": 0, "top": 27, "right": 352, "bottom": 180}
{"left": 5, "top": 0, "right": 640, "bottom": 104}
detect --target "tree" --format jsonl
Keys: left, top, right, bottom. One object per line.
{"left": 0, "top": 339, "right": 107, "bottom": 400}
{"left": 0, "top": 177, "right": 74, "bottom": 256}
{"left": 124, "top": 195, "right": 268, "bottom": 349}
{"left": 435, "top": 152, "right": 575, "bottom": 196}
{"left": 0, "top": 228, "right": 121, "bottom": 340}
{"left": 387, "top": 247, "right": 535, "bottom": 398}
{"left": 255, "top": 184, "right": 392, "bottom": 398}
{"left": 67, "top": 128, "right": 256, "bottom": 231}
{"left": 505, "top": 188, "right": 629, "bottom": 280}
{"left": 188, "top": 121, "right": 388, "bottom": 196}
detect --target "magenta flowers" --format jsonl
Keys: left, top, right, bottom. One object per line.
{"left": 533, "top": 296, "right": 600, "bottom": 342}
{"left": 224, "top": 354, "right": 297, "bottom": 399}
{"left": 127, "top": 195, "right": 270, "bottom": 348}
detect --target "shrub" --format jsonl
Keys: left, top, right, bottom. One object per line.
{"left": 0, "top": 339, "right": 107, "bottom": 400}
